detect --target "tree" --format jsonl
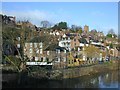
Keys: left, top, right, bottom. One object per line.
{"left": 108, "top": 29, "right": 115, "bottom": 35}
{"left": 58, "top": 22, "right": 67, "bottom": 29}
{"left": 52, "top": 22, "right": 68, "bottom": 30}
{"left": 71, "top": 25, "right": 76, "bottom": 30}
{"left": 83, "top": 45, "right": 100, "bottom": 63}
{"left": 41, "top": 20, "right": 51, "bottom": 28}
{"left": 106, "top": 29, "right": 116, "bottom": 38}
{"left": 78, "top": 28, "right": 83, "bottom": 34}
{"left": 109, "top": 43, "right": 113, "bottom": 48}
{"left": 2, "top": 20, "right": 33, "bottom": 73}
{"left": 71, "top": 25, "right": 82, "bottom": 33}
{"left": 106, "top": 34, "right": 112, "bottom": 38}
{"left": 52, "top": 24, "right": 59, "bottom": 30}
{"left": 76, "top": 26, "right": 82, "bottom": 31}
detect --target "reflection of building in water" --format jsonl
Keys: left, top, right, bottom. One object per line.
{"left": 98, "top": 76, "right": 102, "bottom": 85}
{"left": 111, "top": 71, "right": 118, "bottom": 83}
{"left": 54, "top": 71, "right": 118, "bottom": 88}
{"left": 103, "top": 73, "right": 113, "bottom": 87}
{"left": 98, "top": 72, "right": 118, "bottom": 88}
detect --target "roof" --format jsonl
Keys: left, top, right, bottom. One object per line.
{"left": 29, "top": 37, "right": 42, "bottom": 43}
{"left": 45, "top": 45, "right": 68, "bottom": 52}
{"left": 66, "top": 33, "right": 77, "bottom": 37}
{"left": 78, "top": 38, "right": 88, "bottom": 44}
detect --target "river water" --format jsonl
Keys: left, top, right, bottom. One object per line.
{"left": 2, "top": 70, "right": 119, "bottom": 89}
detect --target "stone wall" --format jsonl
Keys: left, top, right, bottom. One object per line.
{"left": 61, "top": 60, "right": 119, "bottom": 79}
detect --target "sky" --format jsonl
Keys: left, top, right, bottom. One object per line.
{"left": 2, "top": 2, "right": 118, "bottom": 35}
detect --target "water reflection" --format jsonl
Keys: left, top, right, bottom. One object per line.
{"left": 3, "top": 70, "right": 119, "bottom": 88}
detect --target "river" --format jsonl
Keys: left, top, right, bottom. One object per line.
{"left": 2, "top": 70, "right": 119, "bottom": 89}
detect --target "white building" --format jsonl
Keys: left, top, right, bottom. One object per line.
{"left": 58, "top": 34, "right": 71, "bottom": 51}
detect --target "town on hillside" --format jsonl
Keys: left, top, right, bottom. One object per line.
{"left": 1, "top": 14, "right": 120, "bottom": 70}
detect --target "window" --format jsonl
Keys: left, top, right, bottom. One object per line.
{"left": 40, "top": 49, "right": 42, "bottom": 54}
{"left": 68, "top": 42, "right": 70, "bottom": 45}
{"left": 34, "top": 43, "right": 37, "bottom": 48}
{"left": 25, "top": 43, "right": 28, "bottom": 47}
{"left": 18, "top": 37, "right": 20, "bottom": 41}
{"left": 74, "top": 43, "right": 76, "bottom": 46}
{"left": 69, "top": 60, "right": 71, "bottom": 64}
{"left": 32, "top": 57, "right": 35, "bottom": 61}
{"left": 30, "top": 48, "right": 32, "bottom": 53}
{"left": 47, "top": 51, "right": 50, "bottom": 55}
{"left": 63, "top": 57, "right": 66, "bottom": 62}
{"left": 41, "top": 57, "right": 43, "bottom": 62}
{"left": 56, "top": 49, "right": 60, "bottom": 54}
{"left": 58, "top": 50, "right": 60, "bottom": 54}
{"left": 36, "top": 49, "right": 39, "bottom": 53}
{"left": 64, "top": 50, "right": 66, "bottom": 53}
{"left": 46, "top": 58, "right": 49, "bottom": 64}
{"left": 17, "top": 44, "right": 20, "bottom": 48}
{"left": 35, "top": 57, "right": 38, "bottom": 61}
{"left": 24, "top": 48, "right": 27, "bottom": 52}
{"left": 39, "top": 43, "right": 42, "bottom": 48}
{"left": 30, "top": 43, "right": 32, "bottom": 47}
{"left": 58, "top": 58, "right": 60, "bottom": 62}
{"left": 43, "top": 57, "right": 46, "bottom": 62}
{"left": 74, "top": 59, "right": 76, "bottom": 62}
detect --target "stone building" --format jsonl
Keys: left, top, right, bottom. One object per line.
{"left": 24, "top": 42, "right": 43, "bottom": 61}
{"left": 84, "top": 25, "right": 89, "bottom": 33}
{"left": 70, "top": 34, "right": 80, "bottom": 50}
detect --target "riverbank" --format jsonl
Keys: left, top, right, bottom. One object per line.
{"left": 2, "top": 60, "right": 120, "bottom": 80}
{"left": 29, "top": 60, "right": 120, "bottom": 80}
{"left": 62, "top": 60, "right": 119, "bottom": 79}
{"left": 2, "top": 67, "right": 119, "bottom": 88}
{"left": 3, "top": 70, "right": 119, "bottom": 88}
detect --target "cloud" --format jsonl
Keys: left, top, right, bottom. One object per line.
{"left": 3, "top": 10, "right": 55, "bottom": 26}
{"left": 3, "top": 9, "right": 71, "bottom": 26}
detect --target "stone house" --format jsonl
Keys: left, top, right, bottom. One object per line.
{"left": 44, "top": 45, "right": 68, "bottom": 69}
{"left": 70, "top": 34, "right": 80, "bottom": 50}
{"left": 24, "top": 42, "right": 43, "bottom": 61}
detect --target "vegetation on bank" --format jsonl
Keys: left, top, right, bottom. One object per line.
{"left": 2, "top": 59, "right": 119, "bottom": 80}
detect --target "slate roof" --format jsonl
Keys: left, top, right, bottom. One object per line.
{"left": 45, "top": 45, "right": 68, "bottom": 52}
{"left": 78, "top": 38, "right": 88, "bottom": 44}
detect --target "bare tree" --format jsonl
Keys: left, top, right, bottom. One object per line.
{"left": 41, "top": 20, "right": 51, "bottom": 28}
{"left": 108, "top": 29, "right": 115, "bottom": 35}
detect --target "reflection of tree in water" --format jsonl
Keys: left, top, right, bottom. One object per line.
{"left": 4, "top": 71, "right": 118, "bottom": 88}
{"left": 102, "top": 72, "right": 112, "bottom": 87}
{"left": 111, "top": 71, "right": 118, "bottom": 83}
{"left": 62, "top": 74, "right": 100, "bottom": 88}
{"left": 62, "top": 78, "right": 80, "bottom": 88}
{"left": 61, "top": 71, "right": 118, "bottom": 88}
{"left": 100, "top": 71, "right": 118, "bottom": 87}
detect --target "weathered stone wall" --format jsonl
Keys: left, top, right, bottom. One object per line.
{"left": 61, "top": 60, "right": 119, "bottom": 79}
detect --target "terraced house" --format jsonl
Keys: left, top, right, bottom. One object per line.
{"left": 24, "top": 42, "right": 43, "bottom": 61}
